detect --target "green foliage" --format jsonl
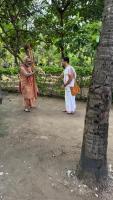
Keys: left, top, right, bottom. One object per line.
{"left": 0, "top": 65, "right": 93, "bottom": 77}
{"left": 75, "top": 66, "right": 93, "bottom": 77}
{"left": 42, "top": 65, "right": 93, "bottom": 77}
{"left": 78, "top": 0, "right": 104, "bottom": 21}
{"left": 0, "top": 67, "right": 19, "bottom": 76}
{"left": 0, "top": 0, "right": 44, "bottom": 64}
{"left": 0, "top": 0, "right": 103, "bottom": 72}
{"left": 43, "top": 66, "right": 63, "bottom": 75}
{"left": 34, "top": 0, "right": 103, "bottom": 58}
{"left": 34, "top": 20, "right": 101, "bottom": 70}
{"left": 42, "top": 65, "right": 93, "bottom": 87}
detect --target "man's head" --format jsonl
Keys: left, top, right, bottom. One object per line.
{"left": 24, "top": 56, "right": 32, "bottom": 67}
{"left": 61, "top": 57, "right": 70, "bottom": 68}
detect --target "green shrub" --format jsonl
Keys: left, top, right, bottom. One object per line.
{"left": 0, "top": 67, "right": 19, "bottom": 76}
{"left": 0, "top": 65, "right": 93, "bottom": 78}
{"left": 74, "top": 66, "right": 93, "bottom": 77}
{"left": 42, "top": 65, "right": 93, "bottom": 77}
{"left": 43, "top": 66, "right": 63, "bottom": 75}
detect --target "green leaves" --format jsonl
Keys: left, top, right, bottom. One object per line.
{"left": 0, "top": 0, "right": 104, "bottom": 67}
{"left": 0, "top": 0, "right": 39, "bottom": 64}
{"left": 0, "top": 67, "right": 19, "bottom": 75}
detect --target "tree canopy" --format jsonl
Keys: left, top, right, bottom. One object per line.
{"left": 0, "top": 0, "right": 104, "bottom": 65}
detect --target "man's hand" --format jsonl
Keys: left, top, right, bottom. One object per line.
{"left": 34, "top": 68, "right": 38, "bottom": 73}
{"left": 64, "top": 83, "right": 67, "bottom": 87}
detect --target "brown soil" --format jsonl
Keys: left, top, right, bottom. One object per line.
{"left": 0, "top": 93, "right": 113, "bottom": 200}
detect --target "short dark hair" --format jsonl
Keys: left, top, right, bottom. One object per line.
{"left": 62, "top": 57, "right": 69, "bottom": 63}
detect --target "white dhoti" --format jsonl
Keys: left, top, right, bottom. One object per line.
{"left": 63, "top": 65, "right": 77, "bottom": 113}
{"left": 65, "top": 89, "right": 76, "bottom": 113}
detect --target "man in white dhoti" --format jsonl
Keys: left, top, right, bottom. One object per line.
{"left": 62, "top": 57, "right": 76, "bottom": 114}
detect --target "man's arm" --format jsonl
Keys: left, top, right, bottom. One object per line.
{"left": 21, "top": 67, "right": 35, "bottom": 77}
{"left": 57, "top": 72, "right": 64, "bottom": 80}
{"left": 64, "top": 74, "right": 73, "bottom": 87}
{"left": 55, "top": 72, "right": 64, "bottom": 84}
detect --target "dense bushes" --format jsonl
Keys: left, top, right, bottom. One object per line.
{"left": 0, "top": 65, "right": 93, "bottom": 76}
{"left": 43, "top": 66, "right": 63, "bottom": 75}
{"left": 0, "top": 67, "right": 19, "bottom": 76}
{"left": 0, "top": 65, "right": 93, "bottom": 87}
{"left": 42, "top": 66, "right": 93, "bottom": 87}
{"left": 75, "top": 66, "right": 93, "bottom": 77}
{"left": 0, "top": 65, "right": 91, "bottom": 99}
{"left": 43, "top": 65, "right": 93, "bottom": 77}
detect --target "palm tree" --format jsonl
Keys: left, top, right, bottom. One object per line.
{"left": 0, "top": 88, "right": 2, "bottom": 104}
{"left": 79, "top": 0, "right": 113, "bottom": 183}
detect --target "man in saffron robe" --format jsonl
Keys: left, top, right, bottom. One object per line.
{"left": 19, "top": 57, "right": 38, "bottom": 112}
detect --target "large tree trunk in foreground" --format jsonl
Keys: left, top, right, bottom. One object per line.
{"left": 60, "top": 12, "right": 65, "bottom": 58}
{"left": 0, "top": 88, "right": 2, "bottom": 104}
{"left": 79, "top": 0, "right": 113, "bottom": 183}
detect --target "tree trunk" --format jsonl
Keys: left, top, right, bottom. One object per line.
{"left": 60, "top": 12, "right": 65, "bottom": 58}
{"left": 0, "top": 88, "right": 2, "bottom": 104}
{"left": 60, "top": 45, "right": 65, "bottom": 58}
{"left": 79, "top": 0, "right": 113, "bottom": 183}
{"left": 14, "top": 55, "right": 18, "bottom": 66}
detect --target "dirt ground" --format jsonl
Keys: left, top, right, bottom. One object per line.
{"left": 0, "top": 93, "right": 113, "bottom": 200}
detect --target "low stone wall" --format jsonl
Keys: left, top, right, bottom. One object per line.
{"left": 0, "top": 74, "right": 89, "bottom": 100}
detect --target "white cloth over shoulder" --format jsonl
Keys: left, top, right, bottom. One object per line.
{"left": 64, "top": 65, "right": 76, "bottom": 91}
{"left": 64, "top": 65, "right": 76, "bottom": 113}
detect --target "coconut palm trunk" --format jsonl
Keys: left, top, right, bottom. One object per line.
{"left": 79, "top": 0, "right": 113, "bottom": 182}
{"left": 0, "top": 88, "right": 2, "bottom": 104}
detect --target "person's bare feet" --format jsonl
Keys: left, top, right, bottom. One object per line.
{"left": 62, "top": 110, "right": 67, "bottom": 112}
{"left": 67, "top": 112, "right": 75, "bottom": 115}
{"left": 24, "top": 108, "right": 30, "bottom": 112}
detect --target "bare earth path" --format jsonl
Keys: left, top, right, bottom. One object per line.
{"left": 0, "top": 94, "right": 113, "bottom": 200}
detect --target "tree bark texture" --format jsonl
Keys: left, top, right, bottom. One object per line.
{"left": 79, "top": 0, "right": 113, "bottom": 182}
{"left": 0, "top": 88, "right": 2, "bottom": 104}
